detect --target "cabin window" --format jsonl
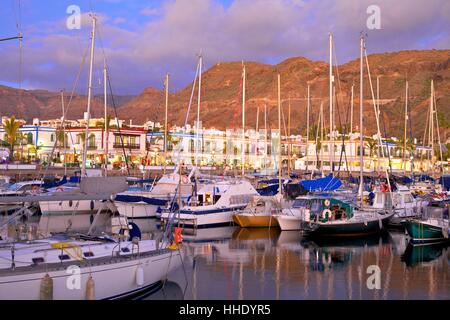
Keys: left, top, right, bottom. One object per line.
{"left": 198, "top": 194, "right": 204, "bottom": 205}
{"left": 213, "top": 195, "right": 221, "bottom": 204}
{"left": 385, "top": 194, "right": 393, "bottom": 208}
{"left": 83, "top": 252, "right": 94, "bottom": 257}
{"left": 50, "top": 134, "right": 55, "bottom": 142}
{"left": 404, "top": 195, "right": 413, "bottom": 203}
{"left": 32, "top": 257, "right": 45, "bottom": 264}
{"left": 121, "top": 248, "right": 130, "bottom": 253}
{"left": 58, "top": 254, "right": 70, "bottom": 261}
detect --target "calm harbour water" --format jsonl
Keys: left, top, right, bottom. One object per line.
{"left": 134, "top": 220, "right": 450, "bottom": 300}
{"left": 2, "top": 216, "right": 449, "bottom": 300}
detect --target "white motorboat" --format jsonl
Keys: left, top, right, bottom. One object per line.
{"left": 161, "top": 179, "right": 259, "bottom": 228}
{"left": 115, "top": 168, "right": 195, "bottom": 219}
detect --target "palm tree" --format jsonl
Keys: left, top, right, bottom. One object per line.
{"left": 3, "top": 117, "right": 21, "bottom": 161}
{"left": 16, "top": 133, "right": 28, "bottom": 161}
{"left": 365, "top": 138, "right": 377, "bottom": 170}
{"left": 56, "top": 130, "right": 66, "bottom": 148}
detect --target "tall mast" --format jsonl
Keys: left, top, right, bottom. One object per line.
{"left": 376, "top": 76, "right": 380, "bottom": 172}
{"left": 103, "top": 59, "right": 108, "bottom": 177}
{"left": 350, "top": 84, "right": 354, "bottom": 135}
{"left": 329, "top": 33, "right": 334, "bottom": 173}
{"left": 264, "top": 103, "right": 268, "bottom": 172}
{"left": 196, "top": 54, "right": 203, "bottom": 167}
{"left": 433, "top": 82, "right": 443, "bottom": 173}
{"left": 61, "top": 90, "right": 67, "bottom": 176}
{"left": 256, "top": 105, "right": 259, "bottom": 170}
{"left": 430, "top": 80, "right": 434, "bottom": 167}
{"left": 81, "top": 16, "right": 96, "bottom": 177}
{"left": 359, "top": 35, "right": 364, "bottom": 207}
{"left": 320, "top": 102, "right": 324, "bottom": 177}
{"left": 277, "top": 74, "right": 282, "bottom": 196}
{"left": 242, "top": 63, "right": 246, "bottom": 177}
{"left": 288, "top": 96, "right": 291, "bottom": 176}
{"left": 403, "top": 81, "right": 408, "bottom": 174}
{"left": 164, "top": 73, "right": 169, "bottom": 174}
{"left": 306, "top": 85, "right": 310, "bottom": 174}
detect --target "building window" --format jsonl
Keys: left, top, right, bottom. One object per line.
{"left": 27, "top": 133, "right": 33, "bottom": 144}
{"left": 50, "top": 134, "right": 54, "bottom": 142}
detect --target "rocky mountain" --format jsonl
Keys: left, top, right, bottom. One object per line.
{"left": 1, "top": 49, "right": 449, "bottom": 140}
{"left": 0, "top": 85, "right": 133, "bottom": 121}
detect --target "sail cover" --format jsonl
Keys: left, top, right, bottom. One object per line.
{"left": 300, "top": 174, "right": 342, "bottom": 192}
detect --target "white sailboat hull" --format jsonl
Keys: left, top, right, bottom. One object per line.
{"left": 0, "top": 249, "right": 182, "bottom": 300}
{"left": 276, "top": 215, "right": 303, "bottom": 231}
{"left": 115, "top": 202, "right": 159, "bottom": 219}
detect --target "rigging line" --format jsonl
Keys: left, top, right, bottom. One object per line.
{"left": 331, "top": 38, "right": 352, "bottom": 178}
{"left": 41, "top": 43, "right": 90, "bottom": 178}
{"left": 96, "top": 24, "right": 130, "bottom": 175}
{"left": 332, "top": 39, "right": 346, "bottom": 126}
{"left": 335, "top": 89, "right": 352, "bottom": 178}
{"left": 433, "top": 90, "right": 444, "bottom": 173}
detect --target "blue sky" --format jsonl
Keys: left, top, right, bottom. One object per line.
{"left": 0, "top": 0, "right": 449, "bottom": 95}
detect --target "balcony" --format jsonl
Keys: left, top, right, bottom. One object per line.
{"left": 114, "top": 143, "right": 140, "bottom": 150}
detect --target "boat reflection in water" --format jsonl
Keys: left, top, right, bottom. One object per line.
{"left": 401, "top": 242, "right": 450, "bottom": 267}
{"left": 164, "top": 227, "right": 450, "bottom": 300}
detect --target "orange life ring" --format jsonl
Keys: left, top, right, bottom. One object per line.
{"left": 174, "top": 227, "right": 183, "bottom": 244}
{"left": 380, "top": 183, "right": 389, "bottom": 193}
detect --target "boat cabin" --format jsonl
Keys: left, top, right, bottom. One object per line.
{"left": 293, "top": 196, "right": 354, "bottom": 222}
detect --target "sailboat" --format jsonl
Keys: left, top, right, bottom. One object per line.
{"left": 296, "top": 35, "right": 394, "bottom": 237}
{"left": 114, "top": 166, "right": 195, "bottom": 219}
{"left": 0, "top": 16, "right": 183, "bottom": 300}
{"left": 233, "top": 74, "right": 284, "bottom": 228}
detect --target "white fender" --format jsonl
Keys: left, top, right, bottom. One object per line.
{"left": 136, "top": 265, "right": 144, "bottom": 286}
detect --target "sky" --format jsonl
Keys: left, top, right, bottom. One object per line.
{"left": 0, "top": 0, "right": 449, "bottom": 95}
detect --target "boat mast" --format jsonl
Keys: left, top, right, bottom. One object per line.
{"left": 403, "top": 80, "right": 408, "bottom": 175}
{"left": 278, "top": 74, "right": 282, "bottom": 196}
{"left": 430, "top": 80, "right": 434, "bottom": 170}
{"left": 350, "top": 84, "right": 354, "bottom": 136}
{"left": 288, "top": 96, "right": 291, "bottom": 176}
{"left": 329, "top": 33, "right": 334, "bottom": 173}
{"left": 306, "top": 85, "right": 310, "bottom": 174}
{"left": 320, "top": 101, "right": 324, "bottom": 177}
{"left": 196, "top": 54, "right": 202, "bottom": 168}
{"left": 359, "top": 35, "right": 364, "bottom": 207}
{"left": 256, "top": 105, "right": 259, "bottom": 170}
{"left": 61, "top": 90, "right": 67, "bottom": 176}
{"left": 81, "top": 16, "right": 96, "bottom": 177}
{"left": 242, "top": 63, "right": 246, "bottom": 177}
{"left": 164, "top": 73, "right": 169, "bottom": 174}
{"left": 103, "top": 59, "right": 108, "bottom": 177}
{"left": 432, "top": 80, "right": 444, "bottom": 174}
{"left": 264, "top": 103, "right": 268, "bottom": 172}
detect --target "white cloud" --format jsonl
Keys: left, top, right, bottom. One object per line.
{"left": 0, "top": 0, "right": 448, "bottom": 95}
